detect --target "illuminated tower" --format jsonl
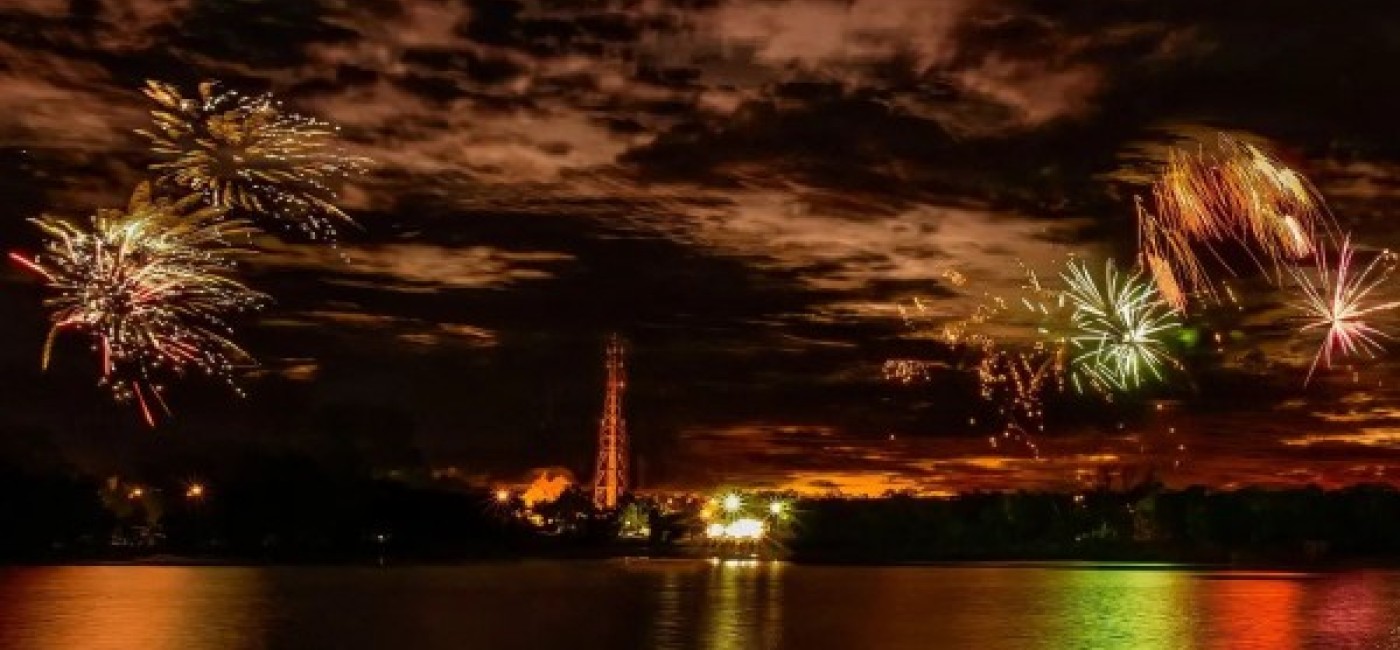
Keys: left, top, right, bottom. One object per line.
{"left": 591, "top": 334, "right": 628, "bottom": 510}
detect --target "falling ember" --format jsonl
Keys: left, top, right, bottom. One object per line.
{"left": 1281, "top": 215, "right": 1313, "bottom": 258}
{"left": 137, "top": 80, "right": 369, "bottom": 240}
{"left": 883, "top": 359, "right": 934, "bottom": 384}
{"left": 977, "top": 345, "right": 1061, "bottom": 457}
{"left": 9, "top": 182, "right": 267, "bottom": 424}
{"left": 886, "top": 259, "right": 1083, "bottom": 456}
{"left": 1137, "top": 201, "right": 1215, "bottom": 311}
{"left": 1145, "top": 253, "right": 1186, "bottom": 314}
{"left": 1290, "top": 237, "right": 1400, "bottom": 385}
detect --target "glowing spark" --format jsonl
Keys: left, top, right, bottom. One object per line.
{"left": 940, "top": 267, "right": 967, "bottom": 287}
{"left": 886, "top": 260, "right": 1081, "bottom": 456}
{"left": 883, "top": 358, "right": 934, "bottom": 384}
{"left": 10, "top": 182, "right": 267, "bottom": 424}
{"left": 1063, "top": 258, "right": 1180, "bottom": 392}
{"left": 1291, "top": 237, "right": 1400, "bottom": 384}
{"left": 979, "top": 346, "right": 1063, "bottom": 430}
{"left": 137, "top": 80, "right": 369, "bottom": 240}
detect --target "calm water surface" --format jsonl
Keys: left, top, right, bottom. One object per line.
{"left": 1, "top": 561, "right": 1398, "bottom": 649}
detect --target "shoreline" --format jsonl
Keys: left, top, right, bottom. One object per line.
{"left": 8, "top": 553, "right": 1400, "bottom": 572}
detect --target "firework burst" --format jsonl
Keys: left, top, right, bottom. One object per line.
{"left": 137, "top": 80, "right": 368, "bottom": 240}
{"left": 1136, "top": 134, "right": 1335, "bottom": 311}
{"left": 1291, "top": 237, "right": 1400, "bottom": 384}
{"left": 9, "top": 183, "right": 267, "bottom": 425}
{"left": 1063, "top": 259, "right": 1181, "bottom": 392}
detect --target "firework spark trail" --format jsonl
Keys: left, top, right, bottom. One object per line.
{"left": 1138, "top": 200, "right": 1214, "bottom": 311}
{"left": 1137, "top": 134, "right": 1337, "bottom": 311}
{"left": 977, "top": 343, "right": 1064, "bottom": 458}
{"left": 1291, "top": 237, "right": 1400, "bottom": 385}
{"left": 9, "top": 183, "right": 267, "bottom": 425}
{"left": 982, "top": 262, "right": 1077, "bottom": 449}
{"left": 886, "top": 261, "right": 1083, "bottom": 456}
{"left": 887, "top": 256, "right": 1184, "bottom": 454}
{"left": 137, "top": 80, "right": 369, "bottom": 241}
{"left": 1063, "top": 259, "right": 1181, "bottom": 393}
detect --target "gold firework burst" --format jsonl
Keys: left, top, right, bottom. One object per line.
{"left": 137, "top": 80, "right": 368, "bottom": 240}
{"left": 10, "top": 182, "right": 267, "bottom": 425}
{"left": 1136, "top": 133, "right": 1336, "bottom": 311}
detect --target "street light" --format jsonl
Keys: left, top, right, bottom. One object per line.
{"left": 722, "top": 493, "right": 743, "bottom": 513}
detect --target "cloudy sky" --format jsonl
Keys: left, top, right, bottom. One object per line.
{"left": 2, "top": 0, "right": 1400, "bottom": 495}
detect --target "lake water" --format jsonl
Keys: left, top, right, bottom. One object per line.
{"left": 0, "top": 561, "right": 1398, "bottom": 649}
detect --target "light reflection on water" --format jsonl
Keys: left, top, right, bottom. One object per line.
{"left": 0, "top": 566, "right": 267, "bottom": 650}
{"left": 701, "top": 561, "right": 781, "bottom": 650}
{"left": 1, "top": 563, "right": 1399, "bottom": 649}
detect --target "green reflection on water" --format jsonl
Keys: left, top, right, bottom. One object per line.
{"left": 1037, "top": 569, "right": 1192, "bottom": 650}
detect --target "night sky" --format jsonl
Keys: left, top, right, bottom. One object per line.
{"left": 2, "top": 0, "right": 1400, "bottom": 495}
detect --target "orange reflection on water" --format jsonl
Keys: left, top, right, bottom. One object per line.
{"left": 0, "top": 566, "right": 265, "bottom": 650}
{"left": 1204, "top": 573, "right": 1303, "bottom": 650}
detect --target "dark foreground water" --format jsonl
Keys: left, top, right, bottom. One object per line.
{"left": 1, "top": 561, "right": 1399, "bottom": 649}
